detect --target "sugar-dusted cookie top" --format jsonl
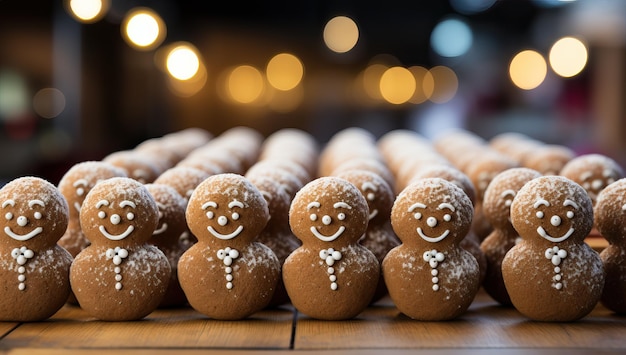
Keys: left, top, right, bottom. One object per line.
{"left": 1, "top": 176, "right": 69, "bottom": 251}
{"left": 391, "top": 178, "right": 473, "bottom": 250}
{"left": 153, "top": 166, "right": 211, "bottom": 202}
{"left": 103, "top": 150, "right": 161, "bottom": 184}
{"left": 186, "top": 173, "right": 269, "bottom": 249}
{"left": 560, "top": 154, "right": 624, "bottom": 206}
{"left": 289, "top": 176, "right": 369, "bottom": 250}
{"left": 510, "top": 175, "right": 593, "bottom": 247}
{"left": 79, "top": 177, "right": 159, "bottom": 248}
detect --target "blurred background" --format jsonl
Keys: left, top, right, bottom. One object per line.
{"left": 1, "top": 0, "right": 625, "bottom": 184}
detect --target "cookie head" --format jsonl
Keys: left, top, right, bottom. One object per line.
{"left": 144, "top": 184, "right": 187, "bottom": 241}
{"left": 58, "top": 161, "right": 127, "bottom": 218}
{"left": 289, "top": 177, "right": 368, "bottom": 247}
{"left": 594, "top": 178, "right": 626, "bottom": 245}
{"left": 560, "top": 154, "right": 624, "bottom": 206}
{"left": 334, "top": 170, "right": 394, "bottom": 226}
{"left": 482, "top": 168, "right": 542, "bottom": 229}
{"left": 391, "top": 178, "right": 473, "bottom": 248}
{"left": 1, "top": 177, "right": 69, "bottom": 250}
{"left": 186, "top": 174, "right": 269, "bottom": 245}
{"left": 510, "top": 176, "right": 592, "bottom": 245}
{"left": 80, "top": 177, "right": 158, "bottom": 246}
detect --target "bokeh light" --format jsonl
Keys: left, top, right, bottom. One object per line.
{"left": 425, "top": 66, "right": 459, "bottom": 103}
{"left": 549, "top": 37, "right": 588, "bottom": 78}
{"left": 449, "top": 0, "right": 497, "bottom": 14}
{"left": 266, "top": 53, "right": 304, "bottom": 91}
{"left": 66, "top": 0, "right": 109, "bottom": 23}
{"left": 0, "top": 70, "right": 29, "bottom": 121}
{"left": 362, "top": 64, "right": 389, "bottom": 101}
{"left": 227, "top": 65, "right": 265, "bottom": 104}
{"left": 323, "top": 16, "right": 359, "bottom": 53}
{"left": 430, "top": 17, "right": 473, "bottom": 57}
{"left": 509, "top": 50, "right": 547, "bottom": 90}
{"left": 166, "top": 44, "right": 201, "bottom": 80}
{"left": 122, "top": 8, "right": 166, "bottom": 50}
{"left": 408, "top": 66, "right": 430, "bottom": 104}
{"left": 379, "top": 66, "right": 416, "bottom": 105}
{"left": 33, "top": 88, "right": 66, "bottom": 119}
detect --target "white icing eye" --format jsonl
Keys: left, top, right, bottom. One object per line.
{"left": 98, "top": 211, "right": 106, "bottom": 219}
{"left": 427, "top": 216, "right": 437, "bottom": 228}
{"left": 218, "top": 216, "right": 228, "bottom": 226}
{"left": 337, "top": 213, "right": 346, "bottom": 221}
{"left": 443, "top": 214, "right": 451, "bottom": 222}
{"left": 232, "top": 212, "right": 240, "bottom": 220}
{"left": 414, "top": 212, "right": 422, "bottom": 220}
{"left": 551, "top": 215, "right": 561, "bottom": 227}
{"left": 322, "top": 215, "right": 332, "bottom": 225}
{"left": 76, "top": 187, "right": 85, "bottom": 196}
{"left": 110, "top": 214, "right": 121, "bottom": 225}
{"left": 536, "top": 211, "right": 544, "bottom": 219}
{"left": 310, "top": 214, "right": 317, "bottom": 221}
{"left": 5, "top": 212, "right": 12, "bottom": 220}
{"left": 126, "top": 212, "right": 134, "bottom": 221}
{"left": 566, "top": 211, "right": 574, "bottom": 219}
{"left": 17, "top": 216, "right": 27, "bottom": 227}
{"left": 367, "top": 193, "right": 375, "bottom": 201}
{"left": 592, "top": 179, "right": 604, "bottom": 190}
{"left": 34, "top": 212, "right": 42, "bottom": 220}
{"left": 504, "top": 200, "right": 512, "bottom": 207}
{"left": 206, "top": 211, "right": 214, "bottom": 219}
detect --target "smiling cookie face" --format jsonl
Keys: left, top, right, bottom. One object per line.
{"left": 58, "top": 161, "right": 127, "bottom": 219}
{"left": 80, "top": 177, "right": 158, "bottom": 246}
{"left": 186, "top": 174, "right": 269, "bottom": 246}
{"left": 289, "top": 177, "right": 368, "bottom": 248}
{"left": 391, "top": 178, "right": 473, "bottom": 248}
{"left": 510, "top": 176, "right": 593, "bottom": 246}
{"left": 560, "top": 154, "right": 624, "bottom": 206}
{"left": 144, "top": 184, "right": 187, "bottom": 243}
{"left": 335, "top": 170, "right": 393, "bottom": 226}
{"left": 0, "top": 177, "right": 69, "bottom": 250}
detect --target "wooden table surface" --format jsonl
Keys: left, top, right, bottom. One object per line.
{"left": 1, "top": 288, "right": 626, "bottom": 355}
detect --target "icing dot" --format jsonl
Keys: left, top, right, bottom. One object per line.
{"left": 310, "top": 214, "right": 317, "bottom": 221}
{"left": 34, "top": 212, "right": 42, "bottom": 220}
{"left": 115, "top": 274, "right": 122, "bottom": 281}
{"left": 226, "top": 282, "right": 233, "bottom": 289}
{"left": 435, "top": 253, "right": 445, "bottom": 262}
{"left": 232, "top": 212, "right": 240, "bottom": 220}
{"left": 550, "top": 215, "right": 561, "bottom": 227}
{"left": 225, "top": 266, "right": 232, "bottom": 274}
{"left": 504, "top": 200, "right": 512, "bottom": 207}
{"left": 367, "top": 193, "right": 375, "bottom": 201}
{"left": 330, "top": 282, "right": 338, "bottom": 290}
{"left": 126, "top": 212, "right": 134, "bottom": 221}
{"left": 18, "top": 274, "right": 25, "bottom": 282}
{"left": 226, "top": 274, "right": 233, "bottom": 281}
{"left": 555, "top": 283, "right": 563, "bottom": 290}
{"left": 218, "top": 216, "right": 228, "bottom": 226}
{"left": 76, "top": 187, "right": 85, "bottom": 196}
{"left": 115, "top": 282, "right": 123, "bottom": 290}
{"left": 329, "top": 275, "right": 337, "bottom": 282}
{"left": 554, "top": 274, "right": 562, "bottom": 281}
{"left": 443, "top": 214, "right": 451, "bottom": 222}
{"left": 18, "top": 266, "right": 25, "bottom": 273}
{"left": 432, "top": 284, "right": 439, "bottom": 291}
{"left": 110, "top": 214, "right": 121, "bottom": 225}
{"left": 337, "top": 213, "right": 345, "bottom": 221}
{"left": 431, "top": 269, "right": 438, "bottom": 276}
{"left": 322, "top": 215, "right": 332, "bottom": 225}
{"left": 114, "top": 266, "right": 121, "bottom": 273}
{"left": 5, "top": 212, "right": 12, "bottom": 220}
{"left": 566, "top": 211, "right": 574, "bottom": 219}
{"left": 427, "top": 216, "right": 437, "bottom": 228}
{"left": 429, "top": 259, "right": 438, "bottom": 268}
{"left": 414, "top": 212, "right": 422, "bottom": 220}
{"left": 432, "top": 277, "right": 439, "bottom": 284}
{"left": 206, "top": 211, "right": 214, "bottom": 219}
{"left": 18, "top": 283, "right": 25, "bottom": 291}
{"left": 223, "top": 256, "right": 233, "bottom": 266}
{"left": 592, "top": 179, "right": 603, "bottom": 190}
{"left": 17, "top": 216, "right": 27, "bottom": 227}
{"left": 327, "top": 267, "right": 334, "bottom": 274}
{"left": 536, "top": 211, "right": 544, "bottom": 219}
{"left": 554, "top": 266, "right": 560, "bottom": 273}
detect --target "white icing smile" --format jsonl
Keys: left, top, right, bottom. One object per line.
{"left": 153, "top": 223, "right": 168, "bottom": 235}
{"left": 4, "top": 226, "right": 43, "bottom": 241}
{"left": 208, "top": 225, "right": 244, "bottom": 240}
{"left": 537, "top": 226, "right": 574, "bottom": 243}
{"left": 99, "top": 225, "right": 135, "bottom": 241}
{"left": 310, "top": 225, "right": 346, "bottom": 242}
{"left": 368, "top": 209, "right": 378, "bottom": 220}
{"left": 417, "top": 228, "right": 449, "bottom": 243}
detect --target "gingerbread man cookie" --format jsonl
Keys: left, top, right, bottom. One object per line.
{"left": 57, "top": 161, "right": 127, "bottom": 257}
{"left": 502, "top": 176, "right": 605, "bottom": 321}
{"left": 145, "top": 183, "right": 189, "bottom": 307}
{"left": 480, "top": 167, "right": 541, "bottom": 305}
{"left": 0, "top": 176, "right": 73, "bottom": 321}
{"left": 593, "top": 178, "right": 626, "bottom": 314}
{"left": 70, "top": 177, "right": 171, "bottom": 321}
{"left": 334, "top": 169, "right": 399, "bottom": 303}
{"left": 283, "top": 176, "right": 380, "bottom": 320}
{"left": 383, "top": 178, "right": 479, "bottom": 320}
{"left": 560, "top": 154, "right": 624, "bottom": 206}
{"left": 178, "top": 173, "right": 280, "bottom": 320}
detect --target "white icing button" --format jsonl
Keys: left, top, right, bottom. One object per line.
{"left": 554, "top": 266, "right": 560, "bottom": 273}
{"left": 554, "top": 274, "right": 562, "bottom": 281}
{"left": 18, "top": 266, "right": 25, "bottom": 273}
{"left": 115, "top": 274, "right": 122, "bottom": 281}
{"left": 226, "top": 274, "right": 233, "bottom": 281}
{"left": 224, "top": 257, "right": 233, "bottom": 266}
{"left": 18, "top": 274, "right": 25, "bottom": 282}
{"left": 555, "top": 283, "right": 563, "bottom": 290}
{"left": 114, "top": 266, "right": 121, "bottom": 274}
{"left": 226, "top": 282, "right": 233, "bottom": 289}
{"left": 115, "top": 282, "right": 123, "bottom": 290}
{"left": 330, "top": 282, "right": 338, "bottom": 290}
{"left": 432, "top": 284, "right": 439, "bottom": 291}
{"left": 429, "top": 259, "right": 438, "bottom": 268}
{"left": 432, "top": 277, "right": 439, "bottom": 284}
{"left": 225, "top": 267, "right": 232, "bottom": 274}
{"left": 329, "top": 275, "right": 337, "bottom": 282}
{"left": 431, "top": 269, "right": 438, "bottom": 276}
{"left": 327, "top": 267, "right": 334, "bottom": 274}
{"left": 18, "top": 283, "right": 25, "bottom": 291}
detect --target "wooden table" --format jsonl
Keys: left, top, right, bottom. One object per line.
{"left": 1, "top": 289, "right": 625, "bottom": 355}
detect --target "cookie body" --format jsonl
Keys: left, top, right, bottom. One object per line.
{"left": 0, "top": 176, "right": 73, "bottom": 321}
{"left": 502, "top": 176, "right": 604, "bottom": 321}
